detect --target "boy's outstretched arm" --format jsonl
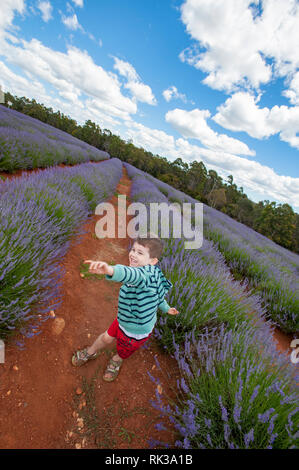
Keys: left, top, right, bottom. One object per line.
{"left": 85, "top": 260, "right": 148, "bottom": 288}
{"left": 105, "top": 264, "right": 148, "bottom": 287}
{"left": 84, "top": 260, "right": 114, "bottom": 276}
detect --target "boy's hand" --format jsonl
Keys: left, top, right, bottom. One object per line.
{"left": 167, "top": 307, "right": 179, "bottom": 315}
{"left": 84, "top": 260, "right": 114, "bottom": 276}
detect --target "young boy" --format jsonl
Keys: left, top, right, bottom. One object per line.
{"left": 72, "top": 234, "right": 179, "bottom": 381}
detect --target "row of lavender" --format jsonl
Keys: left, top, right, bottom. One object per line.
{"left": 0, "top": 106, "right": 109, "bottom": 172}
{"left": 125, "top": 162, "right": 298, "bottom": 449}
{"left": 0, "top": 158, "right": 122, "bottom": 342}
{"left": 140, "top": 171, "right": 299, "bottom": 335}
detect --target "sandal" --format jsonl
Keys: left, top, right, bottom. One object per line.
{"left": 103, "top": 356, "right": 123, "bottom": 382}
{"left": 72, "top": 347, "right": 101, "bottom": 367}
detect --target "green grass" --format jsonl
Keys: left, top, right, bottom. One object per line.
{"left": 79, "top": 261, "right": 105, "bottom": 280}
{"left": 71, "top": 363, "right": 155, "bottom": 448}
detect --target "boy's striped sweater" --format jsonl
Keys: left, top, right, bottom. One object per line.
{"left": 105, "top": 264, "right": 172, "bottom": 335}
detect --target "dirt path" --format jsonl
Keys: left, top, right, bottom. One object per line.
{"left": 0, "top": 166, "right": 179, "bottom": 449}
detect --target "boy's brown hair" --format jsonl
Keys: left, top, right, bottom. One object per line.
{"left": 134, "top": 232, "right": 164, "bottom": 260}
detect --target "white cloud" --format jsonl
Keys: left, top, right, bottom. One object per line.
{"left": 125, "top": 120, "right": 299, "bottom": 210}
{"left": 0, "top": 0, "right": 25, "bottom": 39}
{"left": 126, "top": 121, "right": 177, "bottom": 156}
{"left": 180, "top": 0, "right": 299, "bottom": 95}
{"left": 283, "top": 72, "right": 299, "bottom": 105}
{"left": 163, "top": 86, "right": 187, "bottom": 103}
{"left": 113, "top": 57, "right": 138, "bottom": 81}
{"left": 213, "top": 91, "right": 299, "bottom": 149}
{"left": 124, "top": 81, "right": 156, "bottom": 106}
{"left": 37, "top": 1, "right": 52, "bottom": 22}
{"left": 0, "top": 4, "right": 138, "bottom": 125}
{"left": 165, "top": 107, "right": 255, "bottom": 156}
{"left": 113, "top": 56, "right": 157, "bottom": 105}
{"left": 0, "top": 1, "right": 297, "bottom": 211}
{"left": 61, "top": 13, "right": 82, "bottom": 31}
{"left": 72, "top": 0, "right": 83, "bottom": 7}
{"left": 0, "top": 59, "right": 49, "bottom": 102}
{"left": 213, "top": 92, "right": 273, "bottom": 138}
{"left": 1, "top": 38, "right": 137, "bottom": 121}
{"left": 176, "top": 139, "right": 299, "bottom": 209}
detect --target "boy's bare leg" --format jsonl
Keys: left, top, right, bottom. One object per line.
{"left": 87, "top": 331, "right": 114, "bottom": 355}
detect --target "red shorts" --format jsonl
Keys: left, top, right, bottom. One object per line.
{"left": 107, "top": 318, "right": 151, "bottom": 359}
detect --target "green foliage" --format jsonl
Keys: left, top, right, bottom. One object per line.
{"left": 254, "top": 201, "right": 296, "bottom": 250}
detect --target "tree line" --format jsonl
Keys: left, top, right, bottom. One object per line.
{"left": 3, "top": 92, "right": 299, "bottom": 253}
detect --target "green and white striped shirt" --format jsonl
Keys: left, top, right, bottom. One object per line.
{"left": 105, "top": 264, "right": 172, "bottom": 335}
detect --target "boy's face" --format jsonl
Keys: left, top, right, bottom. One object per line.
{"left": 129, "top": 242, "right": 158, "bottom": 267}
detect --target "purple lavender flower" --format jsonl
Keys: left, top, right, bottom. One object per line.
{"left": 267, "top": 414, "right": 278, "bottom": 435}
{"left": 249, "top": 385, "right": 260, "bottom": 404}
{"left": 181, "top": 377, "right": 190, "bottom": 394}
{"left": 218, "top": 395, "right": 228, "bottom": 422}
{"left": 204, "top": 418, "right": 212, "bottom": 429}
{"left": 258, "top": 408, "right": 275, "bottom": 424}
{"left": 233, "top": 403, "right": 242, "bottom": 424}
{"left": 155, "top": 422, "right": 167, "bottom": 431}
{"left": 0, "top": 157, "right": 122, "bottom": 341}
{"left": 244, "top": 428, "right": 254, "bottom": 448}
{"left": 287, "top": 407, "right": 299, "bottom": 431}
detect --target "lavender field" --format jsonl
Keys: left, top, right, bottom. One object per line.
{"left": 0, "top": 105, "right": 109, "bottom": 172}
{"left": 127, "top": 165, "right": 299, "bottom": 335}
{"left": 0, "top": 106, "right": 297, "bottom": 448}
{"left": 0, "top": 158, "right": 122, "bottom": 342}
{"left": 125, "top": 162, "right": 299, "bottom": 449}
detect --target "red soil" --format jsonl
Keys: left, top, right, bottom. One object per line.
{"left": 0, "top": 162, "right": 84, "bottom": 181}
{"left": 0, "top": 162, "right": 296, "bottom": 449}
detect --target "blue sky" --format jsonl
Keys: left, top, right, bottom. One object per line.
{"left": 0, "top": 0, "right": 299, "bottom": 211}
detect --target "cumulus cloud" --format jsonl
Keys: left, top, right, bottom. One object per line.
{"left": 1, "top": 37, "right": 137, "bottom": 121}
{"left": 37, "top": 1, "right": 53, "bottom": 22}
{"left": 176, "top": 139, "right": 299, "bottom": 209}
{"left": 0, "top": 2, "right": 138, "bottom": 125}
{"left": 283, "top": 72, "right": 299, "bottom": 105}
{"left": 113, "top": 57, "right": 138, "bottom": 81}
{"left": 180, "top": 0, "right": 299, "bottom": 95}
{"left": 0, "top": 59, "right": 49, "bottom": 102}
{"left": 126, "top": 121, "right": 177, "bottom": 156}
{"left": 125, "top": 120, "right": 299, "bottom": 210}
{"left": 213, "top": 91, "right": 299, "bottom": 149}
{"left": 113, "top": 57, "right": 157, "bottom": 105}
{"left": 0, "top": 0, "right": 25, "bottom": 40}
{"left": 163, "top": 86, "right": 187, "bottom": 103}
{"left": 0, "top": 1, "right": 297, "bottom": 210}
{"left": 165, "top": 107, "right": 255, "bottom": 156}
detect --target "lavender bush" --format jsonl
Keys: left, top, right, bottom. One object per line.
{"left": 0, "top": 105, "right": 109, "bottom": 171}
{"left": 125, "top": 162, "right": 299, "bottom": 449}
{"left": 203, "top": 212, "right": 299, "bottom": 334}
{"left": 156, "top": 237, "right": 270, "bottom": 353}
{"left": 127, "top": 164, "right": 299, "bottom": 335}
{"left": 0, "top": 158, "right": 122, "bottom": 341}
{"left": 150, "top": 322, "right": 298, "bottom": 449}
